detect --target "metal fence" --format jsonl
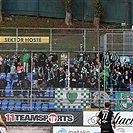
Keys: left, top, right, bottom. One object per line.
{"left": 2, "top": 0, "right": 133, "bottom": 24}
{"left": 0, "top": 28, "right": 133, "bottom": 111}
{"left": 1, "top": 27, "right": 133, "bottom": 51}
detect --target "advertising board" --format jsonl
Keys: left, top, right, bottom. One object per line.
{"left": 83, "top": 111, "right": 133, "bottom": 127}
{"left": 2, "top": 111, "right": 82, "bottom": 126}
{"left": 53, "top": 126, "right": 133, "bottom": 133}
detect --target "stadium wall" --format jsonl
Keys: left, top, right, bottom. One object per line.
{"left": 2, "top": 0, "right": 133, "bottom": 24}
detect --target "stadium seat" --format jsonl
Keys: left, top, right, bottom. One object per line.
{"left": 1, "top": 104, "right": 8, "bottom": 110}
{"left": 5, "top": 90, "right": 10, "bottom": 97}
{"left": 6, "top": 73, "right": 11, "bottom": 81}
{"left": 75, "top": 108, "right": 82, "bottom": 112}
{"left": 14, "top": 101, "right": 22, "bottom": 111}
{"left": 41, "top": 104, "right": 48, "bottom": 111}
{"left": 50, "top": 91, "right": 54, "bottom": 97}
{"left": 130, "top": 85, "right": 133, "bottom": 92}
{"left": 8, "top": 99, "right": 15, "bottom": 105}
{"left": 27, "top": 73, "right": 31, "bottom": 80}
{"left": 48, "top": 100, "right": 55, "bottom": 111}
{"left": 44, "top": 91, "right": 50, "bottom": 98}
{"left": 1, "top": 99, "right": 8, "bottom": 110}
{"left": 69, "top": 108, "right": 75, "bottom": 112}
{"left": 35, "top": 100, "right": 42, "bottom": 111}
{"left": 8, "top": 104, "right": 14, "bottom": 111}
{"left": 61, "top": 108, "right": 68, "bottom": 112}
{"left": 21, "top": 104, "right": 29, "bottom": 111}
{"left": 29, "top": 103, "right": 35, "bottom": 111}
{"left": 2, "top": 100, "right": 8, "bottom": 106}
{"left": 0, "top": 73, "right": 6, "bottom": 77}
{"left": 55, "top": 108, "right": 61, "bottom": 112}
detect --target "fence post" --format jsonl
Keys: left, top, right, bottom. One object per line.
{"left": 16, "top": 28, "right": 19, "bottom": 53}
{"left": 50, "top": 29, "right": 52, "bottom": 51}
{"left": 68, "top": 51, "right": 70, "bottom": 90}
{"left": 83, "top": 29, "right": 86, "bottom": 51}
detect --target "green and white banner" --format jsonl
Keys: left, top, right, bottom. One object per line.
{"left": 55, "top": 88, "right": 90, "bottom": 109}
{"left": 116, "top": 92, "right": 133, "bottom": 111}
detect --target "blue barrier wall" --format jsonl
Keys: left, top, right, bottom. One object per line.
{"left": 2, "top": 0, "right": 133, "bottom": 24}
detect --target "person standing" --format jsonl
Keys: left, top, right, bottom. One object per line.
{"left": 22, "top": 48, "right": 30, "bottom": 73}
{"left": 10, "top": 62, "right": 16, "bottom": 84}
{"left": 0, "top": 75, "right": 7, "bottom": 97}
{"left": 0, "top": 54, "right": 3, "bottom": 74}
{"left": 16, "top": 62, "right": 24, "bottom": 81}
{"left": 96, "top": 102, "right": 116, "bottom": 133}
{"left": 21, "top": 76, "right": 31, "bottom": 98}
{"left": 3, "top": 54, "right": 11, "bottom": 78}
{"left": 12, "top": 78, "right": 22, "bottom": 98}
{"left": 0, "top": 114, "right": 8, "bottom": 133}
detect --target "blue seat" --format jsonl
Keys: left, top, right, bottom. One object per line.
{"left": 75, "top": 108, "right": 82, "bottom": 112}
{"left": 35, "top": 100, "right": 42, "bottom": 111}
{"left": 29, "top": 103, "right": 35, "bottom": 111}
{"left": 44, "top": 92, "right": 50, "bottom": 97}
{"left": 39, "top": 93, "right": 43, "bottom": 97}
{"left": 130, "top": 85, "right": 133, "bottom": 92}
{"left": 69, "top": 108, "right": 75, "bottom": 112}
{"left": 49, "top": 100, "right": 55, "bottom": 109}
{"left": 8, "top": 104, "right": 14, "bottom": 111}
{"left": 0, "top": 73, "right": 6, "bottom": 77}
{"left": 27, "top": 73, "right": 31, "bottom": 80}
{"left": 35, "top": 104, "right": 41, "bottom": 111}
{"left": 1, "top": 104, "right": 8, "bottom": 110}
{"left": 5, "top": 90, "right": 10, "bottom": 97}
{"left": 5, "top": 82, "right": 11, "bottom": 90}
{"left": 2, "top": 100, "right": 8, "bottom": 106}
{"left": 10, "top": 90, "right": 14, "bottom": 97}
{"left": 21, "top": 104, "right": 28, "bottom": 111}
{"left": 8, "top": 100, "right": 15, "bottom": 105}
{"left": 62, "top": 108, "right": 68, "bottom": 112}
{"left": 6, "top": 73, "right": 10, "bottom": 80}
{"left": 15, "top": 102, "right": 21, "bottom": 111}
{"left": 41, "top": 104, "right": 48, "bottom": 111}
{"left": 50, "top": 90, "right": 54, "bottom": 97}
{"left": 55, "top": 108, "right": 61, "bottom": 112}
{"left": 1, "top": 100, "right": 8, "bottom": 110}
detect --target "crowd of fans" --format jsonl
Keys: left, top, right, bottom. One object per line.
{"left": 0, "top": 45, "right": 132, "bottom": 98}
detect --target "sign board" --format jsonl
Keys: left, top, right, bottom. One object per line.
{"left": 53, "top": 126, "right": 133, "bottom": 133}
{"left": 2, "top": 112, "right": 82, "bottom": 126}
{"left": 83, "top": 111, "right": 133, "bottom": 127}
{"left": 0, "top": 36, "right": 49, "bottom": 43}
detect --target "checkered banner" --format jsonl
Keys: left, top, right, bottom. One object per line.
{"left": 116, "top": 92, "right": 133, "bottom": 111}
{"left": 55, "top": 88, "right": 90, "bottom": 109}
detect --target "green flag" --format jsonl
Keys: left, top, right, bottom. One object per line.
{"left": 55, "top": 88, "right": 90, "bottom": 109}
{"left": 116, "top": 92, "right": 133, "bottom": 111}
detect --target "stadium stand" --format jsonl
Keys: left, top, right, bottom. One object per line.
{"left": 0, "top": 51, "right": 133, "bottom": 112}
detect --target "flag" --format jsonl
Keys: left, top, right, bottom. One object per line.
{"left": 116, "top": 92, "right": 133, "bottom": 111}
{"left": 55, "top": 88, "right": 90, "bottom": 109}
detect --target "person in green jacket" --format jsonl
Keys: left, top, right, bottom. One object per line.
{"left": 100, "top": 66, "right": 110, "bottom": 89}
{"left": 22, "top": 48, "right": 30, "bottom": 73}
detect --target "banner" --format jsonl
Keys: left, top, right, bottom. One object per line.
{"left": 83, "top": 111, "right": 133, "bottom": 127}
{"left": 116, "top": 92, "right": 133, "bottom": 111}
{"left": 2, "top": 111, "right": 82, "bottom": 126}
{"left": 53, "top": 126, "right": 133, "bottom": 133}
{"left": 55, "top": 88, "right": 90, "bottom": 109}
{"left": 0, "top": 36, "right": 49, "bottom": 43}
{"left": 90, "top": 90, "right": 110, "bottom": 108}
